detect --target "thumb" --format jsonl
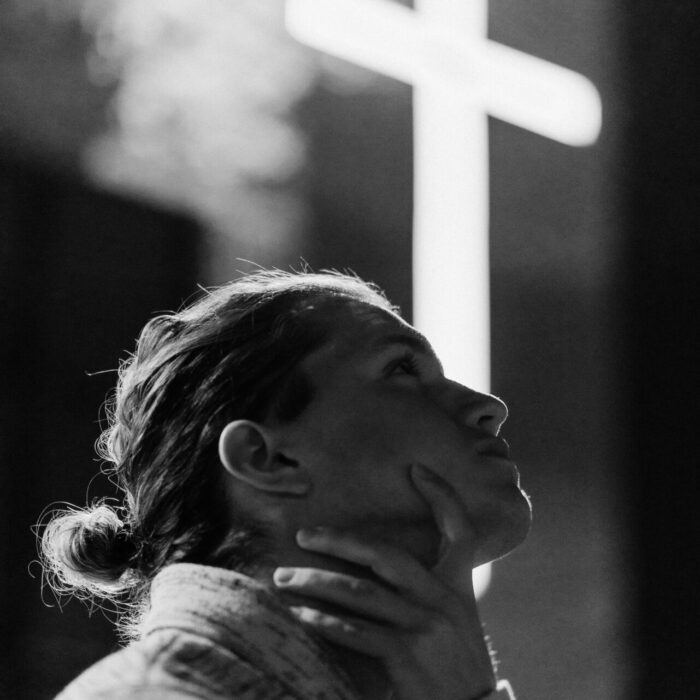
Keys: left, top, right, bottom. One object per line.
{"left": 410, "top": 463, "right": 478, "bottom": 595}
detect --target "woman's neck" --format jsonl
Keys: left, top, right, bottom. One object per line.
{"left": 331, "top": 647, "right": 393, "bottom": 700}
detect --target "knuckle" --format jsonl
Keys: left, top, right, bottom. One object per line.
{"left": 305, "top": 608, "right": 325, "bottom": 624}
{"left": 347, "top": 577, "right": 374, "bottom": 595}
{"left": 295, "top": 606, "right": 324, "bottom": 625}
{"left": 338, "top": 618, "right": 362, "bottom": 634}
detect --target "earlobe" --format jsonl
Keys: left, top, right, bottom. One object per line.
{"left": 218, "top": 420, "right": 310, "bottom": 496}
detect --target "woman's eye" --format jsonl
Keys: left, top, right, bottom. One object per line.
{"left": 389, "top": 354, "right": 419, "bottom": 377}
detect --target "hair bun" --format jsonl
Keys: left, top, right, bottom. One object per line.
{"left": 41, "top": 503, "right": 137, "bottom": 595}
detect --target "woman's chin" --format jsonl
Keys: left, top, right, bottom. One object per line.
{"left": 473, "top": 492, "right": 532, "bottom": 566}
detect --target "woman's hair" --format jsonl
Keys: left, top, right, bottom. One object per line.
{"left": 39, "top": 269, "right": 395, "bottom": 634}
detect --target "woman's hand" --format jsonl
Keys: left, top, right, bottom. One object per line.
{"left": 273, "top": 464, "right": 497, "bottom": 700}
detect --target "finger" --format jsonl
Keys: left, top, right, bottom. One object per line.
{"left": 289, "top": 605, "right": 401, "bottom": 660}
{"left": 410, "top": 464, "right": 477, "bottom": 590}
{"left": 410, "top": 464, "right": 475, "bottom": 548}
{"left": 273, "top": 567, "right": 431, "bottom": 628}
{"left": 295, "top": 527, "right": 449, "bottom": 607}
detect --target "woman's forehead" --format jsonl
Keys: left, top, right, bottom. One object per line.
{"left": 301, "top": 300, "right": 416, "bottom": 369}
{"left": 326, "top": 300, "right": 409, "bottom": 341}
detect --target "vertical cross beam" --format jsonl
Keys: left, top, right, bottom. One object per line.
{"left": 412, "top": 0, "right": 491, "bottom": 390}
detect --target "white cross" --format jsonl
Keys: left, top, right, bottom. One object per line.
{"left": 285, "top": 0, "right": 601, "bottom": 594}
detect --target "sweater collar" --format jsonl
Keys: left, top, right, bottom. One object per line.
{"left": 142, "top": 563, "right": 358, "bottom": 700}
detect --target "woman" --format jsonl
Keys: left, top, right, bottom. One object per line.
{"left": 41, "top": 269, "right": 520, "bottom": 699}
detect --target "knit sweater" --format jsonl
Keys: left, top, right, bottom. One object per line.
{"left": 56, "top": 563, "right": 359, "bottom": 699}
{"left": 55, "top": 563, "right": 515, "bottom": 700}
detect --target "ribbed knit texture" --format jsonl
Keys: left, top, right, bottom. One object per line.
{"left": 56, "top": 563, "right": 359, "bottom": 700}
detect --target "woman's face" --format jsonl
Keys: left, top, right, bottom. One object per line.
{"left": 275, "top": 301, "right": 531, "bottom": 568}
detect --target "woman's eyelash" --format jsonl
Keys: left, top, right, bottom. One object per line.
{"left": 388, "top": 352, "right": 420, "bottom": 376}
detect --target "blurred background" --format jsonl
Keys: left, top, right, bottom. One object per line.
{"left": 1, "top": 1, "right": 698, "bottom": 698}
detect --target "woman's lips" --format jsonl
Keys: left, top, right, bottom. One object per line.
{"left": 475, "top": 437, "right": 511, "bottom": 459}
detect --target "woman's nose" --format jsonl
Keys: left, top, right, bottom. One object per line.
{"left": 455, "top": 386, "right": 509, "bottom": 436}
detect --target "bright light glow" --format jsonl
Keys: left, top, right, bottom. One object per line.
{"left": 413, "top": 79, "right": 490, "bottom": 389}
{"left": 473, "top": 561, "right": 492, "bottom": 599}
{"left": 286, "top": 0, "right": 602, "bottom": 596}
{"left": 287, "top": 0, "right": 602, "bottom": 146}
{"left": 479, "top": 41, "right": 602, "bottom": 146}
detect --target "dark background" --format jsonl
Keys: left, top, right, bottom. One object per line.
{"left": 1, "top": 2, "right": 698, "bottom": 698}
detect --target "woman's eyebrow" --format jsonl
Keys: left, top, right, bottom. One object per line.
{"left": 369, "top": 331, "right": 434, "bottom": 357}
{"left": 367, "top": 331, "right": 446, "bottom": 375}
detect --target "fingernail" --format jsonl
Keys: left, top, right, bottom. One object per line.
{"left": 296, "top": 526, "right": 327, "bottom": 544}
{"left": 273, "top": 567, "right": 295, "bottom": 585}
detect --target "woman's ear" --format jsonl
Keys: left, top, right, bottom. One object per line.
{"left": 218, "top": 420, "right": 310, "bottom": 496}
